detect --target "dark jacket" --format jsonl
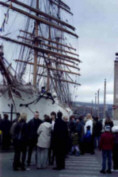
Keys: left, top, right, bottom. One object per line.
{"left": 27, "top": 118, "right": 42, "bottom": 141}
{"left": 69, "top": 121, "right": 76, "bottom": 133}
{"left": 100, "top": 132, "right": 114, "bottom": 150}
{"left": 14, "top": 121, "right": 28, "bottom": 141}
{"left": 54, "top": 118, "right": 68, "bottom": 154}
{"left": 105, "top": 121, "right": 114, "bottom": 128}
{"left": 93, "top": 120, "right": 102, "bottom": 137}
{"left": 1, "top": 119, "right": 11, "bottom": 135}
{"left": 71, "top": 132, "right": 79, "bottom": 145}
{"left": 76, "top": 121, "right": 84, "bottom": 139}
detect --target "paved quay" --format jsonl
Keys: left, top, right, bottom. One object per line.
{"left": 0, "top": 151, "right": 118, "bottom": 177}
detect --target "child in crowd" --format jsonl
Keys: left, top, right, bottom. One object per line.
{"left": 70, "top": 130, "right": 80, "bottom": 156}
{"left": 99, "top": 125, "right": 114, "bottom": 174}
{"left": 84, "top": 126, "right": 92, "bottom": 153}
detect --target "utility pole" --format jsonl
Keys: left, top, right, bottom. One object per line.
{"left": 95, "top": 93, "right": 97, "bottom": 116}
{"left": 113, "top": 53, "right": 118, "bottom": 120}
{"left": 103, "top": 79, "right": 107, "bottom": 118}
{"left": 97, "top": 89, "right": 100, "bottom": 117}
{"left": 91, "top": 100, "right": 93, "bottom": 115}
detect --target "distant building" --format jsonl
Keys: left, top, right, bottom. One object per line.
{"left": 72, "top": 101, "right": 113, "bottom": 119}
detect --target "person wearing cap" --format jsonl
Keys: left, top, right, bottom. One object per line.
{"left": 105, "top": 117, "right": 114, "bottom": 128}
{"left": 13, "top": 113, "right": 28, "bottom": 171}
{"left": 99, "top": 125, "right": 114, "bottom": 174}
{"left": 53, "top": 111, "right": 68, "bottom": 170}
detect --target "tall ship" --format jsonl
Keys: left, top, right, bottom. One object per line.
{"left": 0, "top": 0, "right": 80, "bottom": 121}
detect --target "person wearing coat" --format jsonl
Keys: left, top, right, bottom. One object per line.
{"left": 68, "top": 115, "right": 76, "bottom": 154}
{"left": 93, "top": 117, "right": 102, "bottom": 148}
{"left": 99, "top": 125, "right": 114, "bottom": 174}
{"left": 84, "top": 113, "right": 93, "bottom": 134}
{"left": 49, "top": 112, "right": 56, "bottom": 165}
{"left": 1, "top": 114, "right": 11, "bottom": 150}
{"left": 27, "top": 111, "right": 42, "bottom": 167}
{"left": 76, "top": 116, "right": 84, "bottom": 154}
{"left": 84, "top": 113, "right": 94, "bottom": 154}
{"left": 105, "top": 117, "right": 114, "bottom": 128}
{"left": 36, "top": 115, "right": 52, "bottom": 169}
{"left": 70, "top": 129, "right": 80, "bottom": 156}
{"left": 53, "top": 111, "right": 68, "bottom": 170}
{"left": 13, "top": 113, "right": 28, "bottom": 171}
{"left": 10, "top": 115, "right": 21, "bottom": 140}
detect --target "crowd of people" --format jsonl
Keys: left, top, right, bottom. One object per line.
{"left": 0, "top": 111, "right": 118, "bottom": 174}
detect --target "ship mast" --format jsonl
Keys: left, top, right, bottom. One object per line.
{"left": 33, "top": 0, "right": 39, "bottom": 87}
{"left": 47, "top": 1, "right": 52, "bottom": 91}
{"left": 55, "top": 0, "right": 61, "bottom": 92}
{"left": 0, "top": 0, "right": 81, "bottom": 91}
{"left": 47, "top": 26, "right": 51, "bottom": 91}
{"left": 56, "top": 0, "right": 69, "bottom": 104}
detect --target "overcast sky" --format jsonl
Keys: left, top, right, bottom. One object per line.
{"left": 65, "top": 0, "right": 118, "bottom": 104}
{"left": 0, "top": 0, "right": 118, "bottom": 104}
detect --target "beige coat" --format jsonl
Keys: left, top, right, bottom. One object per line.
{"left": 37, "top": 122, "right": 52, "bottom": 148}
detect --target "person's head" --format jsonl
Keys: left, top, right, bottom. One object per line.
{"left": 105, "top": 117, "right": 112, "bottom": 123}
{"left": 63, "top": 116, "right": 68, "bottom": 122}
{"left": 50, "top": 112, "right": 56, "bottom": 121}
{"left": 104, "top": 125, "right": 111, "bottom": 132}
{"left": 86, "top": 113, "right": 92, "bottom": 120}
{"left": 19, "top": 113, "right": 27, "bottom": 122}
{"left": 76, "top": 118, "right": 80, "bottom": 123}
{"left": 41, "top": 86, "right": 45, "bottom": 93}
{"left": 95, "top": 117, "right": 99, "bottom": 121}
{"left": 44, "top": 114, "right": 51, "bottom": 123}
{"left": 79, "top": 115, "right": 84, "bottom": 121}
{"left": 70, "top": 115, "right": 75, "bottom": 122}
{"left": 16, "top": 112, "right": 20, "bottom": 119}
{"left": 57, "top": 111, "right": 63, "bottom": 119}
{"left": 87, "top": 125, "right": 91, "bottom": 131}
{"left": 3, "top": 114, "right": 8, "bottom": 120}
{"left": 34, "top": 111, "right": 39, "bottom": 119}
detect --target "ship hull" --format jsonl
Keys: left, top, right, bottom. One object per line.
{"left": 0, "top": 90, "right": 72, "bottom": 121}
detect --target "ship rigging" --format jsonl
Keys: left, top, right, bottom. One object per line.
{"left": 0, "top": 0, "right": 81, "bottom": 119}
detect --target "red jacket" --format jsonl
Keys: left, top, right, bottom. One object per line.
{"left": 99, "top": 132, "right": 114, "bottom": 150}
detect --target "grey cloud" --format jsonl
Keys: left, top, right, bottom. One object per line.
{"left": 67, "top": 0, "right": 118, "bottom": 104}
